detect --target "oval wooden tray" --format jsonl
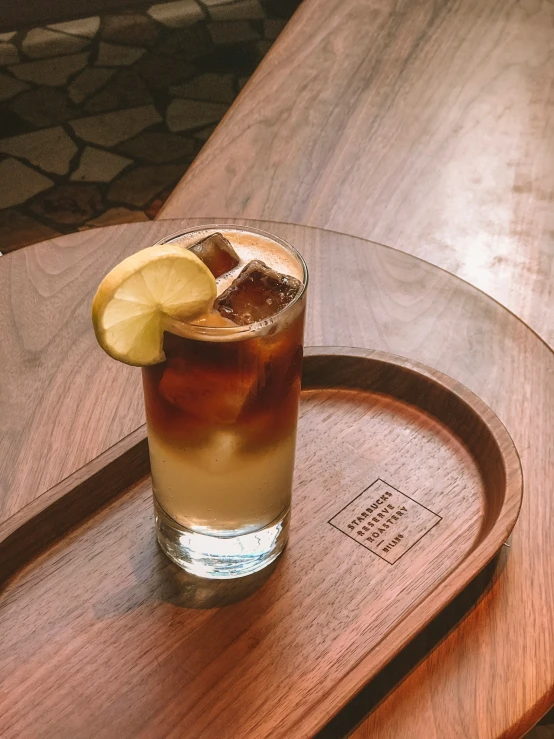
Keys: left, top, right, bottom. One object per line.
{"left": 0, "top": 348, "right": 522, "bottom": 739}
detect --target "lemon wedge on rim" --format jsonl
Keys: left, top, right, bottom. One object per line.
{"left": 91, "top": 243, "right": 216, "bottom": 366}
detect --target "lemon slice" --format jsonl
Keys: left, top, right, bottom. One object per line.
{"left": 92, "top": 244, "right": 217, "bottom": 366}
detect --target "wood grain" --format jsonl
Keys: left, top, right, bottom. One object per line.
{"left": 1, "top": 219, "right": 553, "bottom": 737}
{"left": 0, "top": 427, "right": 148, "bottom": 589}
{"left": 155, "top": 0, "right": 554, "bottom": 730}
{"left": 0, "top": 228, "right": 146, "bottom": 520}
{"left": 0, "top": 348, "right": 522, "bottom": 738}
{"left": 159, "top": 0, "right": 554, "bottom": 350}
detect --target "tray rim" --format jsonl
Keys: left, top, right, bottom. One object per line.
{"left": 0, "top": 346, "right": 523, "bottom": 736}
{"left": 293, "top": 346, "right": 523, "bottom": 735}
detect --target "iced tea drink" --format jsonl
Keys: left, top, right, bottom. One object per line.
{"left": 142, "top": 226, "right": 307, "bottom": 578}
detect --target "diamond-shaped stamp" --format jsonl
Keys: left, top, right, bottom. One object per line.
{"left": 328, "top": 478, "right": 442, "bottom": 564}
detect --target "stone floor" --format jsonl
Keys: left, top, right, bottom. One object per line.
{"left": 529, "top": 714, "right": 554, "bottom": 739}
{"left": 0, "top": 0, "right": 299, "bottom": 253}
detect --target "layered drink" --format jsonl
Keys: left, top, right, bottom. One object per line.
{"left": 143, "top": 227, "right": 307, "bottom": 577}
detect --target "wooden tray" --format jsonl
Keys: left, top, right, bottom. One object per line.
{"left": 0, "top": 347, "right": 522, "bottom": 739}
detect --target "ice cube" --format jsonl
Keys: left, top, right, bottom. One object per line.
{"left": 159, "top": 357, "right": 255, "bottom": 425}
{"left": 189, "top": 232, "right": 240, "bottom": 278}
{"left": 214, "top": 260, "right": 302, "bottom": 326}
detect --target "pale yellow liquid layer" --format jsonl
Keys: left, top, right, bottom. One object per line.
{"left": 150, "top": 227, "right": 303, "bottom": 536}
{"left": 148, "top": 428, "right": 296, "bottom": 535}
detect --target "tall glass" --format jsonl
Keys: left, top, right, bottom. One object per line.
{"left": 142, "top": 226, "right": 308, "bottom": 579}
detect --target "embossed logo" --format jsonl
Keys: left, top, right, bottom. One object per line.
{"left": 328, "top": 478, "right": 442, "bottom": 564}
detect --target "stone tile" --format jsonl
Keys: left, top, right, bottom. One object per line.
{"left": 71, "top": 146, "right": 131, "bottom": 182}
{"left": 84, "top": 69, "right": 152, "bottom": 113}
{"left": 0, "top": 208, "right": 61, "bottom": 253}
{"left": 264, "top": 18, "right": 286, "bottom": 39}
{"left": 0, "top": 127, "right": 77, "bottom": 175}
{"left": 69, "top": 105, "right": 162, "bottom": 146}
{"left": 158, "top": 25, "right": 211, "bottom": 62}
{"left": 108, "top": 162, "right": 184, "bottom": 206}
{"left": 170, "top": 72, "right": 235, "bottom": 103}
{"left": 193, "top": 124, "right": 217, "bottom": 141}
{"left": 0, "top": 108, "right": 34, "bottom": 137}
{"left": 145, "top": 187, "right": 172, "bottom": 218}
{"left": 0, "top": 43, "right": 19, "bottom": 65}
{"left": 208, "top": 20, "right": 260, "bottom": 44}
{"left": 102, "top": 14, "right": 160, "bottom": 46}
{"left": 96, "top": 41, "right": 145, "bottom": 66}
{"left": 261, "top": 0, "right": 302, "bottom": 19}
{"left": 117, "top": 131, "right": 195, "bottom": 163}
{"left": 0, "top": 72, "right": 28, "bottom": 102}
{"left": 209, "top": 0, "right": 265, "bottom": 20}
{"left": 10, "top": 53, "right": 88, "bottom": 86}
{"left": 166, "top": 98, "right": 228, "bottom": 132}
{"left": 525, "top": 727, "right": 554, "bottom": 739}
{"left": 0, "top": 159, "right": 53, "bottom": 209}
{"left": 85, "top": 207, "right": 150, "bottom": 227}
{"left": 199, "top": 42, "right": 260, "bottom": 75}
{"left": 29, "top": 182, "right": 103, "bottom": 225}
{"left": 147, "top": 1, "right": 204, "bottom": 28}
{"left": 0, "top": 32, "right": 16, "bottom": 42}
{"left": 48, "top": 17, "right": 100, "bottom": 38}
{"left": 10, "top": 87, "right": 79, "bottom": 126}
{"left": 256, "top": 39, "right": 272, "bottom": 55}
{"left": 134, "top": 51, "right": 196, "bottom": 88}
{"left": 22, "top": 28, "right": 89, "bottom": 59}
{"left": 68, "top": 67, "right": 116, "bottom": 104}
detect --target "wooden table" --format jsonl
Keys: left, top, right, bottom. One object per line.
{"left": 160, "top": 0, "right": 554, "bottom": 351}
{"left": 156, "top": 0, "right": 554, "bottom": 733}
{"left": 1, "top": 219, "right": 553, "bottom": 738}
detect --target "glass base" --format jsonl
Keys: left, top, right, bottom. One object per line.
{"left": 155, "top": 501, "right": 290, "bottom": 579}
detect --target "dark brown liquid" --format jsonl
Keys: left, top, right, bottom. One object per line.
{"left": 143, "top": 310, "right": 305, "bottom": 453}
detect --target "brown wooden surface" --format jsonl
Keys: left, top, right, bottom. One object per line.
{"left": 157, "top": 4, "right": 554, "bottom": 729}
{"left": 1, "top": 219, "right": 553, "bottom": 737}
{"left": 160, "top": 0, "right": 554, "bottom": 352}
{"left": 0, "top": 427, "right": 148, "bottom": 589}
{"left": 0, "top": 348, "right": 522, "bottom": 739}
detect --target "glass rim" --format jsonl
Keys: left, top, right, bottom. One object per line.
{"left": 156, "top": 223, "right": 309, "bottom": 338}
